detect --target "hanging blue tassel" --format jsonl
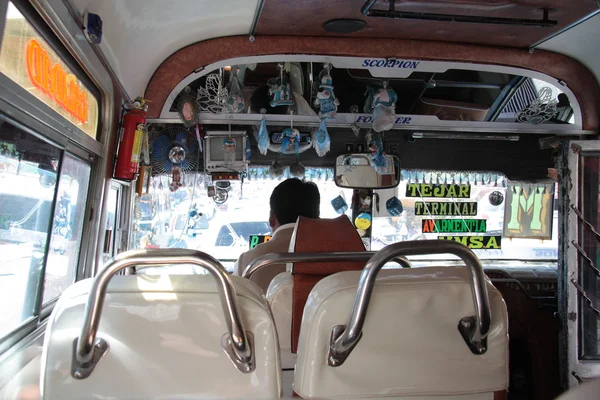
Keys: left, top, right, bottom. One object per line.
{"left": 257, "top": 118, "right": 269, "bottom": 155}
{"left": 313, "top": 120, "right": 331, "bottom": 157}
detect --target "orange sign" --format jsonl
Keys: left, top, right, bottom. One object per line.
{"left": 25, "top": 39, "right": 88, "bottom": 124}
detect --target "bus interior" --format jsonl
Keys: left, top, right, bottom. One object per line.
{"left": 0, "top": 0, "right": 600, "bottom": 399}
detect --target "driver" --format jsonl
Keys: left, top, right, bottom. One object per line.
{"left": 233, "top": 178, "right": 320, "bottom": 292}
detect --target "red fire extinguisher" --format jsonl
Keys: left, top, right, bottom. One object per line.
{"left": 114, "top": 98, "right": 147, "bottom": 181}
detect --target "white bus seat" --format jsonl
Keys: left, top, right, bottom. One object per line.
{"left": 294, "top": 267, "right": 509, "bottom": 399}
{"left": 41, "top": 274, "right": 282, "bottom": 399}
{"left": 266, "top": 215, "right": 365, "bottom": 370}
{"left": 267, "top": 271, "right": 294, "bottom": 369}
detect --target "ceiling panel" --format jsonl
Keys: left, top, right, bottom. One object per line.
{"left": 256, "top": 0, "right": 598, "bottom": 48}
{"left": 67, "top": 0, "right": 259, "bottom": 98}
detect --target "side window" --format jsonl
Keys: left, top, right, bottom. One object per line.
{"left": 0, "top": 121, "right": 60, "bottom": 338}
{"left": 577, "top": 155, "right": 600, "bottom": 359}
{"left": 44, "top": 154, "right": 90, "bottom": 302}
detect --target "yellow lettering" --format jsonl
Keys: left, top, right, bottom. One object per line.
{"left": 459, "top": 185, "right": 470, "bottom": 198}
{"left": 470, "top": 236, "right": 483, "bottom": 249}
{"left": 447, "top": 185, "right": 457, "bottom": 198}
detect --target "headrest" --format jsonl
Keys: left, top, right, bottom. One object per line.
{"left": 294, "top": 268, "right": 509, "bottom": 398}
{"left": 289, "top": 215, "right": 366, "bottom": 352}
{"left": 289, "top": 215, "right": 366, "bottom": 274}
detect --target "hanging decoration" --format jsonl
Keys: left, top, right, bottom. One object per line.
{"left": 177, "top": 87, "right": 198, "bottom": 127}
{"left": 169, "top": 166, "right": 183, "bottom": 192}
{"left": 223, "top": 136, "right": 237, "bottom": 168}
{"left": 268, "top": 63, "right": 294, "bottom": 107}
{"left": 269, "top": 159, "right": 286, "bottom": 177}
{"left": 349, "top": 105, "right": 361, "bottom": 136}
{"left": 313, "top": 120, "right": 331, "bottom": 157}
{"left": 245, "top": 134, "right": 252, "bottom": 162}
{"left": 386, "top": 197, "right": 403, "bottom": 216}
{"left": 313, "top": 63, "right": 340, "bottom": 119}
{"left": 197, "top": 73, "right": 229, "bottom": 114}
{"left": 257, "top": 109, "right": 269, "bottom": 155}
{"left": 223, "top": 66, "right": 245, "bottom": 113}
{"left": 516, "top": 87, "right": 558, "bottom": 124}
{"left": 367, "top": 131, "right": 388, "bottom": 173}
{"left": 365, "top": 81, "right": 398, "bottom": 132}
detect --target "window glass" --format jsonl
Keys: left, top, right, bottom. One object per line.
{"left": 101, "top": 187, "right": 118, "bottom": 264}
{"left": 43, "top": 154, "right": 90, "bottom": 303}
{"left": 0, "top": 2, "right": 99, "bottom": 138}
{"left": 0, "top": 120, "right": 60, "bottom": 338}
{"left": 132, "top": 168, "right": 557, "bottom": 274}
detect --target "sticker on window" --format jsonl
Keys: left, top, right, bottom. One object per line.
{"left": 249, "top": 235, "right": 272, "bottom": 249}
{"left": 415, "top": 201, "right": 478, "bottom": 216}
{"left": 422, "top": 219, "right": 486, "bottom": 233}
{"left": 438, "top": 235, "right": 502, "bottom": 249}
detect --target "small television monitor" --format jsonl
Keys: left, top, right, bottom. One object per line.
{"left": 204, "top": 131, "right": 248, "bottom": 173}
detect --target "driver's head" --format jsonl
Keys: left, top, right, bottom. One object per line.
{"left": 269, "top": 178, "right": 320, "bottom": 231}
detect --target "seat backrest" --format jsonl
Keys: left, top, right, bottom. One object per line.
{"left": 294, "top": 267, "right": 509, "bottom": 399}
{"left": 41, "top": 274, "right": 281, "bottom": 399}
{"left": 288, "top": 215, "right": 365, "bottom": 352}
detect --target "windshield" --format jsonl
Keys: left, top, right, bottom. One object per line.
{"left": 132, "top": 168, "right": 557, "bottom": 270}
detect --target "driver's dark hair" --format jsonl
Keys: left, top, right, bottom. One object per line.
{"left": 270, "top": 178, "right": 320, "bottom": 225}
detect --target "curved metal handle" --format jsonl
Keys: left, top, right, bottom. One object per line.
{"left": 328, "top": 240, "right": 491, "bottom": 367}
{"left": 242, "top": 252, "right": 412, "bottom": 280}
{"left": 73, "top": 249, "right": 253, "bottom": 378}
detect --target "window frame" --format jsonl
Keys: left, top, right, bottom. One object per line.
{"left": 565, "top": 140, "right": 600, "bottom": 386}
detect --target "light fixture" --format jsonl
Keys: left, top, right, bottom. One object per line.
{"left": 323, "top": 19, "right": 367, "bottom": 34}
{"left": 411, "top": 132, "right": 520, "bottom": 141}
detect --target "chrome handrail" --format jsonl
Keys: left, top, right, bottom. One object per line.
{"left": 73, "top": 249, "right": 253, "bottom": 379}
{"left": 327, "top": 240, "right": 491, "bottom": 366}
{"left": 242, "top": 252, "right": 412, "bottom": 279}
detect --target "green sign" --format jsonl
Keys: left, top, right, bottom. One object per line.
{"left": 249, "top": 235, "right": 272, "bottom": 249}
{"left": 406, "top": 183, "right": 471, "bottom": 198}
{"left": 422, "top": 219, "right": 486, "bottom": 233}
{"left": 415, "top": 202, "right": 478, "bottom": 216}
{"left": 438, "top": 235, "right": 502, "bottom": 249}
{"left": 503, "top": 182, "right": 554, "bottom": 239}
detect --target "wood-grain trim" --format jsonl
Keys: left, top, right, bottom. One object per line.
{"left": 144, "top": 35, "right": 600, "bottom": 130}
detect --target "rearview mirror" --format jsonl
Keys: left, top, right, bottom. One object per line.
{"left": 335, "top": 153, "right": 400, "bottom": 189}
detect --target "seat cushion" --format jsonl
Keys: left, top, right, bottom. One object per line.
{"left": 41, "top": 274, "right": 281, "bottom": 399}
{"left": 294, "top": 267, "right": 508, "bottom": 399}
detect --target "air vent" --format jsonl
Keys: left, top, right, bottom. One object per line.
{"left": 323, "top": 19, "right": 367, "bottom": 34}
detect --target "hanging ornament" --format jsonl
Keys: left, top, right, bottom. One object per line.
{"left": 355, "top": 212, "right": 372, "bottom": 230}
{"left": 489, "top": 191, "right": 504, "bottom": 206}
{"left": 197, "top": 73, "right": 229, "bottom": 114}
{"left": 269, "top": 157, "right": 286, "bottom": 177}
{"left": 268, "top": 63, "right": 294, "bottom": 107}
{"left": 313, "top": 120, "right": 331, "bottom": 157}
{"left": 290, "top": 158, "right": 305, "bottom": 177}
{"left": 169, "top": 166, "right": 183, "bottom": 192}
{"left": 368, "top": 81, "right": 398, "bottom": 133}
{"left": 313, "top": 63, "right": 340, "bottom": 120}
{"left": 177, "top": 86, "right": 198, "bottom": 127}
{"left": 223, "top": 66, "right": 245, "bottom": 113}
{"left": 245, "top": 136, "right": 252, "bottom": 164}
{"left": 386, "top": 197, "right": 403, "bottom": 216}
{"left": 223, "top": 135, "right": 237, "bottom": 167}
{"left": 349, "top": 105, "right": 361, "bottom": 136}
{"left": 516, "top": 87, "right": 558, "bottom": 124}
{"left": 257, "top": 108, "right": 269, "bottom": 155}
{"left": 368, "top": 132, "right": 388, "bottom": 173}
